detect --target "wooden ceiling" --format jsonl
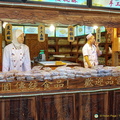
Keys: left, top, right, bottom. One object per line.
{"left": 0, "top": 2, "right": 120, "bottom": 27}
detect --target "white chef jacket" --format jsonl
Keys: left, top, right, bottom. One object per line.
{"left": 2, "top": 43, "right": 31, "bottom": 72}
{"left": 82, "top": 43, "right": 99, "bottom": 68}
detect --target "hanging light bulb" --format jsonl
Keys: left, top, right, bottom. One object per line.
{"left": 49, "top": 24, "right": 55, "bottom": 31}
{"left": 93, "top": 25, "right": 98, "bottom": 30}
{"left": 3, "top": 22, "right": 8, "bottom": 28}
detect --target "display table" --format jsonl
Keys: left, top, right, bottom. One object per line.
{"left": 38, "top": 61, "right": 80, "bottom": 67}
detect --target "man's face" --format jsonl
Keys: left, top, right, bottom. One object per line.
{"left": 90, "top": 36, "right": 96, "bottom": 44}
{"left": 17, "top": 33, "right": 24, "bottom": 44}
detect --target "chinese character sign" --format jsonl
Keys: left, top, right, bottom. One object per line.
{"left": 96, "top": 27, "right": 101, "bottom": 43}
{"left": 68, "top": 26, "right": 74, "bottom": 42}
{"left": 27, "top": 0, "right": 87, "bottom": 5}
{"left": 92, "top": 0, "right": 120, "bottom": 9}
{"left": 5, "top": 24, "right": 12, "bottom": 42}
{"left": 38, "top": 25, "right": 45, "bottom": 42}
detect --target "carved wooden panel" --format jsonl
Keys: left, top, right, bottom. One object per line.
{"left": 25, "top": 34, "right": 48, "bottom": 60}
{"left": 0, "top": 34, "right": 2, "bottom": 71}
{"left": 0, "top": 97, "right": 37, "bottom": 120}
{"left": 0, "top": 90, "right": 119, "bottom": 120}
{"left": 0, "top": 6, "right": 119, "bottom": 28}
{"left": 36, "top": 94, "right": 75, "bottom": 120}
{"left": 78, "top": 92, "right": 109, "bottom": 120}
{"left": 113, "top": 90, "right": 120, "bottom": 120}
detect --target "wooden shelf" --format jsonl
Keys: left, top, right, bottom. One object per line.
{"left": 48, "top": 52, "right": 57, "bottom": 54}
{"left": 58, "top": 45, "right": 70, "bottom": 47}
{"left": 46, "top": 32, "right": 112, "bottom": 66}
{"left": 48, "top": 44, "right": 56, "bottom": 46}
{"left": 71, "top": 44, "right": 77, "bottom": 46}
{"left": 59, "top": 52, "right": 71, "bottom": 54}
{"left": 78, "top": 52, "right": 82, "bottom": 54}
{"left": 78, "top": 44, "right": 85, "bottom": 46}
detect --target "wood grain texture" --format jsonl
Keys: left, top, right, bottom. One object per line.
{"left": 0, "top": 6, "right": 119, "bottom": 27}
{"left": 0, "top": 90, "right": 119, "bottom": 120}
{"left": 25, "top": 34, "right": 48, "bottom": 60}
{"left": 0, "top": 34, "right": 2, "bottom": 71}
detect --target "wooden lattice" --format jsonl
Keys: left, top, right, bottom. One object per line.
{"left": 25, "top": 34, "right": 48, "bottom": 60}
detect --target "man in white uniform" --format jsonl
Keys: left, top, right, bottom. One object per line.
{"left": 2, "top": 29, "right": 31, "bottom": 72}
{"left": 82, "top": 33, "right": 102, "bottom": 68}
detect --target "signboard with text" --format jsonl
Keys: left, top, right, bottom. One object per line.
{"left": 0, "top": 76, "right": 120, "bottom": 95}
{"left": 0, "top": 0, "right": 21, "bottom": 2}
{"left": 27, "top": 0, "right": 88, "bottom": 7}
{"left": 92, "top": 0, "right": 120, "bottom": 9}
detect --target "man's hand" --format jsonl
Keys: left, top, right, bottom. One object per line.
{"left": 94, "top": 41, "right": 102, "bottom": 56}
{"left": 84, "top": 56, "right": 92, "bottom": 68}
{"left": 94, "top": 41, "right": 99, "bottom": 48}
{"left": 88, "top": 64, "right": 92, "bottom": 68}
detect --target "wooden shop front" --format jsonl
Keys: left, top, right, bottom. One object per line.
{"left": 0, "top": 1, "right": 119, "bottom": 120}
{"left": 0, "top": 0, "right": 119, "bottom": 70}
{"left": 0, "top": 76, "right": 120, "bottom": 120}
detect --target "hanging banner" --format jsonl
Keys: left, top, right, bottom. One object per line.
{"left": 96, "top": 27, "right": 101, "bottom": 43}
{"left": 38, "top": 25, "right": 45, "bottom": 42}
{"left": 68, "top": 26, "right": 74, "bottom": 42}
{"left": 92, "top": 0, "right": 120, "bottom": 9}
{"left": 5, "top": 24, "right": 12, "bottom": 42}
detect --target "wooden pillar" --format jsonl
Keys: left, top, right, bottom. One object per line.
{"left": 112, "top": 28, "right": 120, "bottom": 66}
{"left": 0, "top": 34, "right": 2, "bottom": 71}
{"left": 0, "top": 22, "right": 2, "bottom": 71}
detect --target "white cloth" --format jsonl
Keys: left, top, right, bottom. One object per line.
{"left": 2, "top": 43, "right": 31, "bottom": 72}
{"left": 12, "top": 29, "right": 23, "bottom": 49}
{"left": 82, "top": 43, "right": 98, "bottom": 68}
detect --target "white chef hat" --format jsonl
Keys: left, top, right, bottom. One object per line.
{"left": 86, "top": 33, "right": 93, "bottom": 40}
{"left": 12, "top": 29, "right": 23, "bottom": 48}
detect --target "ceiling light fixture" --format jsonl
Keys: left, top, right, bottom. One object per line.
{"left": 3, "top": 22, "right": 8, "bottom": 28}
{"left": 93, "top": 26, "right": 98, "bottom": 30}
{"left": 49, "top": 24, "right": 55, "bottom": 31}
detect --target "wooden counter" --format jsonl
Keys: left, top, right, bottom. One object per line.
{"left": 0, "top": 76, "right": 120, "bottom": 120}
